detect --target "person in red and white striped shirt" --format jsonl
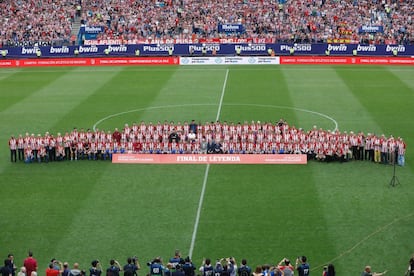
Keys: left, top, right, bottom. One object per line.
{"left": 9, "top": 136, "right": 17, "bottom": 162}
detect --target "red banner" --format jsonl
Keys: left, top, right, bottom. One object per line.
{"left": 0, "top": 57, "right": 178, "bottom": 67}
{"left": 112, "top": 154, "right": 308, "bottom": 164}
{"left": 279, "top": 56, "right": 414, "bottom": 65}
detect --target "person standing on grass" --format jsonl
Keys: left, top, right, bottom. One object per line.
{"left": 405, "top": 255, "right": 414, "bottom": 276}
{"left": 277, "top": 258, "right": 294, "bottom": 276}
{"left": 69, "top": 263, "right": 82, "bottom": 276}
{"left": 181, "top": 257, "right": 195, "bottom": 276}
{"left": 361, "top": 265, "right": 387, "bottom": 276}
{"left": 23, "top": 251, "right": 37, "bottom": 276}
{"left": 7, "top": 255, "right": 16, "bottom": 276}
{"left": 295, "top": 256, "right": 309, "bottom": 276}
{"left": 89, "top": 260, "right": 102, "bottom": 276}
{"left": 237, "top": 259, "right": 251, "bottom": 276}
{"left": 322, "top": 264, "right": 335, "bottom": 276}
{"left": 199, "top": 259, "right": 213, "bottom": 276}
{"left": 9, "top": 136, "right": 17, "bottom": 162}
{"left": 106, "top": 260, "right": 121, "bottom": 276}
{"left": 46, "top": 262, "right": 62, "bottom": 276}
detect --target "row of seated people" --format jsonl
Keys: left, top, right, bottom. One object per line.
{"left": 8, "top": 120, "right": 406, "bottom": 164}
{"left": 1, "top": 0, "right": 413, "bottom": 47}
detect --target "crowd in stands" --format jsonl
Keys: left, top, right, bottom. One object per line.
{"left": 0, "top": 0, "right": 76, "bottom": 47}
{"left": 8, "top": 119, "right": 406, "bottom": 165}
{"left": 1, "top": 0, "right": 413, "bottom": 47}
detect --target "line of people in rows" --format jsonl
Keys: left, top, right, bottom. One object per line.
{"left": 8, "top": 119, "right": 406, "bottom": 165}
{"left": 5, "top": 249, "right": 409, "bottom": 276}
{"left": 1, "top": 251, "right": 318, "bottom": 276}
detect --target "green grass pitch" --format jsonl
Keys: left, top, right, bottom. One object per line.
{"left": 0, "top": 65, "right": 413, "bottom": 275}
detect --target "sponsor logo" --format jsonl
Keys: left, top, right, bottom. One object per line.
{"left": 327, "top": 44, "right": 347, "bottom": 51}
{"left": 356, "top": 44, "right": 377, "bottom": 52}
{"left": 142, "top": 45, "right": 173, "bottom": 52}
{"left": 84, "top": 26, "right": 103, "bottom": 33}
{"left": 107, "top": 45, "right": 128, "bottom": 52}
{"left": 385, "top": 45, "right": 405, "bottom": 52}
{"left": 234, "top": 44, "right": 266, "bottom": 51}
{"left": 49, "top": 46, "right": 70, "bottom": 54}
{"left": 280, "top": 44, "right": 312, "bottom": 51}
{"left": 188, "top": 45, "right": 220, "bottom": 51}
{"left": 215, "top": 57, "right": 223, "bottom": 64}
{"left": 181, "top": 57, "right": 189, "bottom": 64}
{"left": 248, "top": 57, "right": 256, "bottom": 64}
{"left": 78, "top": 45, "right": 99, "bottom": 53}
{"left": 221, "top": 24, "right": 241, "bottom": 31}
{"left": 21, "top": 47, "right": 38, "bottom": 54}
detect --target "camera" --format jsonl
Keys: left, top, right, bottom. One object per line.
{"left": 132, "top": 257, "right": 138, "bottom": 265}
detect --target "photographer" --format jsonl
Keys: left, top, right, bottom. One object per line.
{"left": 123, "top": 257, "right": 139, "bottom": 276}
{"left": 277, "top": 258, "right": 293, "bottom": 276}
{"left": 90, "top": 260, "right": 102, "bottom": 276}
{"left": 295, "top": 256, "right": 309, "bottom": 276}
{"left": 148, "top": 258, "right": 164, "bottom": 276}
{"left": 181, "top": 257, "right": 195, "bottom": 276}
{"left": 106, "top": 260, "right": 121, "bottom": 276}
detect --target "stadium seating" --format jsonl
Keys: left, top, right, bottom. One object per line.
{"left": 1, "top": 0, "right": 413, "bottom": 46}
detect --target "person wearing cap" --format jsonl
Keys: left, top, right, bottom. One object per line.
{"left": 361, "top": 265, "right": 387, "bottom": 276}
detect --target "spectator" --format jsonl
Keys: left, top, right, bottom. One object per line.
{"left": 90, "top": 260, "right": 102, "bottom": 276}
{"left": 106, "top": 260, "right": 121, "bottom": 276}
{"left": 237, "top": 260, "right": 251, "bottom": 276}
{"left": 23, "top": 251, "right": 37, "bottom": 276}
{"left": 361, "top": 266, "right": 387, "bottom": 276}
{"left": 16, "top": 267, "right": 25, "bottom": 276}
{"left": 406, "top": 255, "right": 414, "bottom": 276}
{"left": 295, "top": 256, "right": 309, "bottom": 276}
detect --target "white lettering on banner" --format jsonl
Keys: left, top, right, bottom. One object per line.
{"left": 84, "top": 26, "right": 103, "bottom": 33}
{"left": 49, "top": 46, "right": 70, "bottom": 54}
{"left": 188, "top": 45, "right": 220, "bottom": 51}
{"left": 21, "top": 47, "right": 37, "bottom": 54}
{"left": 142, "top": 45, "right": 173, "bottom": 52}
{"left": 234, "top": 44, "right": 266, "bottom": 51}
{"left": 361, "top": 26, "right": 381, "bottom": 32}
{"left": 78, "top": 45, "right": 99, "bottom": 53}
{"left": 385, "top": 45, "right": 406, "bottom": 52}
{"left": 221, "top": 24, "right": 241, "bottom": 30}
{"left": 208, "top": 156, "right": 241, "bottom": 162}
{"left": 107, "top": 45, "right": 128, "bottom": 52}
{"left": 327, "top": 44, "right": 347, "bottom": 51}
{"left": 357, "top": 44, "right": 377, "bottom": 51}
{"left": 280, "top": 44, "right": 312, "bottom": 51}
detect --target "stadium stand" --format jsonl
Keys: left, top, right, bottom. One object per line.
{"left": 1, "top": 0, "right": 413, "bottom": 47}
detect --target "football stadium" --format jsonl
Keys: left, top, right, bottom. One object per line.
{"left": 1, "top": 1, "right": 414, "bottom": 276}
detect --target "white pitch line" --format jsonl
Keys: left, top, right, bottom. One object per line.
{"left": 188, "top": 69, "right": 229, "bottom": 258}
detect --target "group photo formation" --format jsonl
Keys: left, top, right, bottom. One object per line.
{"left": 1, "top": 0, "right": 413, "bottom": 275}
{"left": 8, "top": 119, "right": 406, "bottom": 164}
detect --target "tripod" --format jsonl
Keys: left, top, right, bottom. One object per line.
{"left": 389, "top": 150, "right": 400, "bottom": 187}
